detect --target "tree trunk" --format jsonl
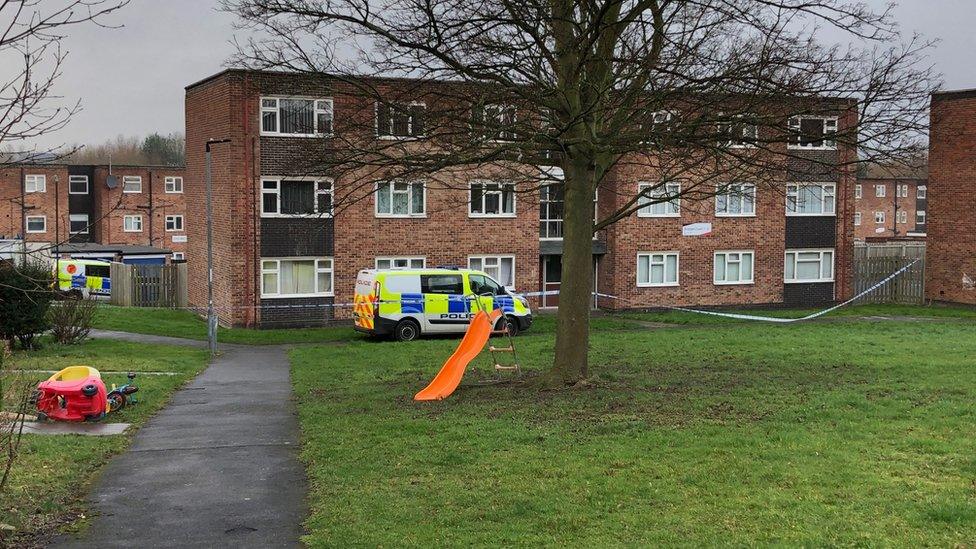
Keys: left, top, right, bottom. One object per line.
{"left": 540, "top": 162, "right": 594, "bottom": 387}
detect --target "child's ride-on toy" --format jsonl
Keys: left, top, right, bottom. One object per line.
{"left": 34, "top": 367, "right": 139, "bottom": 422}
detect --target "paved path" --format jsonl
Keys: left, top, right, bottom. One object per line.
{"left": 53, "top": 335, "right": 306, "bottom": 548}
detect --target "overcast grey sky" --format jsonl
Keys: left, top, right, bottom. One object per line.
{"left": 31, "top": 0, "right": 976, "bottom": 149}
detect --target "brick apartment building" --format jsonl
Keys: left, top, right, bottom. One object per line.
{"left": 0, "top": 164, "right": 187, "bottom": 262}
{"left": 184, "top": 69, "right": 855, "bottom": 328}
{"left": 853, "top": 177, "right": 927, "bottom": 241}
{"left": 928, "top": 89, "right": 976, "bottom": 305}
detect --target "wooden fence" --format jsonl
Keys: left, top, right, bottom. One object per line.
{"left": 853, "top": 243, "right": 926, "bottom": 305}
{"left": 110, "top": 262, "right": 188, "bottom": 308}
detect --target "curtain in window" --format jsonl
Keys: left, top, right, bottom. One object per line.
{"left": 499, "top": 258, "right": 514, "bottom": 286}
{"left": 281, "top": 181, "right": 314, "bottom": 214}
{"left": 280, "top": 260, "right": 316, "bottom": 294}
{"left": 410, "top": 183, "right": 424, "bottom": 214}
{"left": 392, "top": 182, "right": 410, "bottom": 215}
{"left": 280, "top": 99, "right": 314, "bottom": 134}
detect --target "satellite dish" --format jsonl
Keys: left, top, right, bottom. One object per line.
{"left": 106, "top": 175, "right": 119, "bottom": 189}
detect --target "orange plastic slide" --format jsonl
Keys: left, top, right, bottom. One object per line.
{"left": 414, "top": 308, "right": 502, "bottom": 401}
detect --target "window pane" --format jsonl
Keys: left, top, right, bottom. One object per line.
{"left": 822, "top": 253, "right": 833, "bottom": 279}
{"left": 317, "top": 271, "right": 332, "bottom": 293}
{"left": 280, "top": 99, "right": 314, "bottom": 134}
{"left": 411, "top": 183, "right": 424, "bottom": 214}
{"left": 470, "top": 258, "right": 483, "bottom": 271}
{"left": 317, "top": 189, "right": 332, "bottom": 214}
{"left": 650, "top": 263, "right": 664, "bottom": 284}
{"left": 263, "top": 192, "right": 278, "bottom": 214}
{"left": 377, "top": 183, "right": 391, "bottom": 213}
{"left": 281, "top": 260, "right": 316, "bottom": 294}
{"left": 500, "top": 258, "right": 514, "bottom": 286}
{"left": 392, "top": 188, "right": 409, "bottom": 215}
{"left": 502, "top": 187, "right": 514, "bottom": 213}
{"left": 666, "top": 255, "right": 677, "bottom": 283}
{"left": 742, "top": 253, "right": 753, "bottom": 280}
{"left": 263, "top": 273, "right": 278, "bottom": 294}
{"left": 715, "top": 255, "right": 726, "bottom": 281}
{"left": 637, "top": 255, "right": 649, "bottom": 283}
{"left": 262, "top": 111, "right": 277, "bottom": 133}
{"left": 471, "top": 184, "right": 484, "bottom": 213}
{"left": 484, "top": 191, "right": 500, "bottom": 214}
{"left": 785, "top": 253, "right": 795, "bottom": 279}
{"left": 281, "top": 181, "right": 314, "bottom": 214}
{"left": 797, "top": 259, "right": 820, "bottom": 280}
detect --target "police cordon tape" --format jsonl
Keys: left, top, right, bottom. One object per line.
{"left": 115, "top": 258, "right": 919, "bottom": 317}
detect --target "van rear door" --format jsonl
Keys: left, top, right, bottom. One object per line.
{"left": 353, "top": 270, "right": 377, "bottom": 331}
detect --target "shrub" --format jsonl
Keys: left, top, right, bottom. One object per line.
{"left": 0, "top": 261, "right": 56, "bottom": 349}
{"left": 48, "top": 297, "right": 99, "bottom": 345}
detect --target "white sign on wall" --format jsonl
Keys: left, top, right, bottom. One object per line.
{"left": 682, "top": 222, "right": 712, "bottom": 237}
{"left": 172, "top": 235, "right": 188, "bottom": 243}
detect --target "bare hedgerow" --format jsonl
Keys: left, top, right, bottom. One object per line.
{"left": 48, "top": 297, "right": 99, "bottom": 346}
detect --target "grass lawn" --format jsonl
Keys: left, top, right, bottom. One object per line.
{"left": 290, "top": 309, "right": 976, "bottom": 546}
{"left": 92, "top": 305, "right": 357, "bottom": 345}
{"left": 0, "top": 338, "right": 208, "bottom": 546}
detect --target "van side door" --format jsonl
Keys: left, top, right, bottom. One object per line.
{"left": 420, "top": 274, "right": 466, "bottom": 333}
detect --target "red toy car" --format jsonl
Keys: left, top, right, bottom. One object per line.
{"left": 34, "top": 366, "right": 108, "bottom": 422}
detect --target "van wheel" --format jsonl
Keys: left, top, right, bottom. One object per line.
{"left": 496, "top": 316, "right": 520, "bottom": 337}
{"left": 394, "top": 319, "right": 421, "bottom": 342}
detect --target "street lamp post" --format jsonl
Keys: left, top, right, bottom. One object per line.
{"left": 205, "top": 139, "right": 231, "bottom": 358}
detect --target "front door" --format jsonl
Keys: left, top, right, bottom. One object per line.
{"left": 539, "top": 255, "right": 600, "bottom": 309}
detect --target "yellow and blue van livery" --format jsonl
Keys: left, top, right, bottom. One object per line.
{"left": 354, "top": 268, "right": 532, "bottom": 341}
{"left": 56, "top": 259, "right": 112, "bottom": 297}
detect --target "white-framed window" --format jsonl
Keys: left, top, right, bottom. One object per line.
{"left": 784, "top": 249, "right": 834, "bottom": 283}
{"left": 25, "top": 174, "right": 46, "bottom": 193}
{"left": 875, "top": 184, "right": 886, "bottom": 198}
{"left": 165, "top": 215, "right": 185, "bottom": 232}
{"left": 123, "top": 215, "right": 143, "bottom": 232}
{"left": 261, "top": 178, "right": 334, "bottom": 217}
{"left": 25, "top": 215, "right": 46, "bottom": 233}
{"left": 69, "top": 214, "right": 89, "bottom": 234}
{"left": 375, "top": 181, "right": 425, "bottom": 217}
{"left": 718, "top": 116, "right": 758, "bottom": 148}
{"left": 260, "top": 97, "right": 333, "bottom": 137}
{"left": 917, "top": 185, "right": 926, "bottom": 199}
{"left": 172, "top": 252, "right": 185, "bottom": 261}
{"left": 69, "top": 175, "right": 89, "bottom": 194}
{"left": 788, "top": 116, "right": 838, "bottom": 150}
{"left": 916, "top": 210, "right": 926, "bottom": 224}
{"left": 874, "top": 211, "right": 885, "bottom": 224}
{"left": 786, "top": 183, "right": 835, "bottom": 216}
{"left": 637, "top": 182, "right": 681, "bottom": 217}
{"left": 715, "top": 183, "right": 756, "bottom": 216}
{"left": 854, "top": 212, "right": 862, "bottom": 226}
{"left": 637, "top": 252, "right": 679, "bottom": 287}
{"left": 538, "top": 182, "right": 598, "bottom": 239}
{"left": 122, "top": 176, "right": 142, "bottom": 193}
{"left": 469, "top": 181, "right": 516, "bottom": 217}
{"left": 165, "top": 176, "right": 183, "bottom": 193}
{"left": 261, "top": 257, "right": 334, "bottom": 298}
{"left": 468, "top": 255, "right": 515, "bottom": 289}
{"left": 714, "top": 251, "right": 755, "bottom": 285}
{"left": 897, "top": 184, "right": 909, "bottom": 198}
{"left": 481, "top": 104, "right": 517, "bottom": 141}
{"left": 375, "top": 257, "right": 426, "bottom": 270}
{"left": 854, "top": 184, "right": 862, "bottom": 199}
{"left": 897, "top": 210, "right": 908, "bottom": 224}
{"left": 376, "top": 102, "right": 426, "bottom": 138}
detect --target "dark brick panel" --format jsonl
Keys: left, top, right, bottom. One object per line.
{"left": 786, "top": 216, "right": 837, "bottom": 248}
{"left": 260, "top": 218, "right": 334, "bottom": 257}
{"left": 783, "top": 282, "right": 834, "bottom": 305}
{"left": 787, "top": 150, "right": 841, "bottom": 182}
{"left": 259, "top": 296, "right": 336, "bottom": 328}
{"left": 67, "top": 165, "right": 95, "bottom": 243}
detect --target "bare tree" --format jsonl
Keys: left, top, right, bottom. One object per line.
{"left": 1, "top": 0, "right": 129, "bottom": 164}
{"left": 223, "top": 0, "right": 937, "bottom": 387}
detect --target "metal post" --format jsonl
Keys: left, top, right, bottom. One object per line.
{"left": 205, "top": 139, "right": 231, "bottom": 358}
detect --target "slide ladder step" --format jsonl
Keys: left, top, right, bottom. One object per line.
{"left": 489, "top": 346, "right": 515, "bottom": 352}
{"left": 494, "top": 364, "right": 520, "bottom": 371}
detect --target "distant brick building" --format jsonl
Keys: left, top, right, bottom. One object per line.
{"left": 928, "top": 89, "right": 976, "bottom": 304}
{"left": 0, "top": 164, "right": 187, "bottom": 262}
{"left": 853, "top": 177, "right": 927, "bottom": 241}
{"left": 185, "top": 69, "right": 856, "bottom": 327}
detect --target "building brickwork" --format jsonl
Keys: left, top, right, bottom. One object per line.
{"left": 927, "top": 90, "right": 976, "bottom": 305}
{"left": 0, "top": 164, "right": 185, "bottom": 258}
{"left": 853, "top": 178, "right": 927, "bottom": 241}
{"left": 185, "top": 69, "right": 855, "bottom": 327}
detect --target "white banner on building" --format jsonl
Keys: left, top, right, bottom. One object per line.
{"left": 682, "top": 222, "right": 712, "bottom": 237}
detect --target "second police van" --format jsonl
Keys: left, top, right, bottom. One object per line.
{"left": 353, "top": 267, "right": 533, "bottom": 341}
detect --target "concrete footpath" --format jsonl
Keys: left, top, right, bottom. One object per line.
{"left": 53, "top": 335, "right": 306, "bottom": 548}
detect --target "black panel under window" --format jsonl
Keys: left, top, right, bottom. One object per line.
{"left": 261, "top": 218, "right": 333, "bottom": 257}
{"left": 784, "top": 282, "right": 834, "bottom": 305}
{"left": 785, "top": 216, "right": 836, "bottom": 248}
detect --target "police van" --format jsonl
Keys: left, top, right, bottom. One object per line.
{"left": 354, "top": 268, "right": 533, "bottom": 341}
{"left": 56, "top": 259, "right": 112, "bottom": 298}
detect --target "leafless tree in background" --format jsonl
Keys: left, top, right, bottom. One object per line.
{"left": 223, "top": 0, "right": 937, "bottom": 387}
{"left": 0, "top": 0, "right": 129, "bottom": 165}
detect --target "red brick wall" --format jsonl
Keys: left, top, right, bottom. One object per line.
{"left": 91, "top": 166, "right": 187, "bottom": 254}
{"left": 928, "top": 92, "right": 976, "bottom": 304}
{"left": 185, "top": 72, "right": 260, "bottom": 326}
{"left": 0, "top": 166, "right": 70, "bottom": 246}
{"left": 853, "top": 178, "right": 924, "bottom": 241}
